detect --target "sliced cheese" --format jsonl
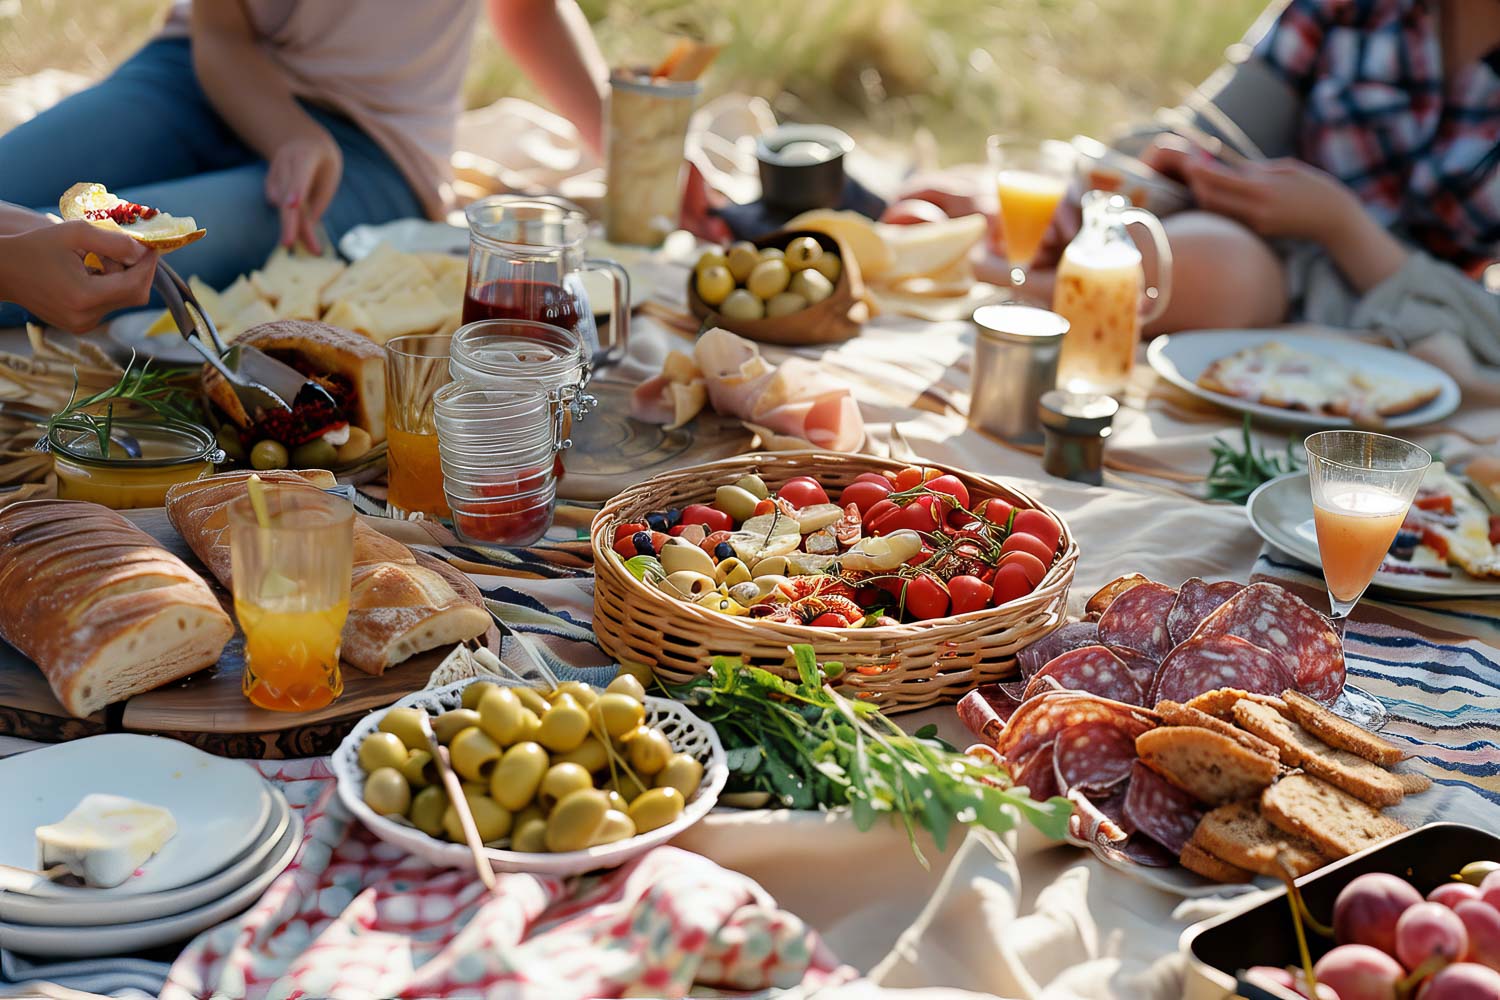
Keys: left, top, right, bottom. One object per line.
{"left": 36, "top": 793, "right": 176, "bottom": 888}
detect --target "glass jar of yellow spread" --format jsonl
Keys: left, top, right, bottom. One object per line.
{"left": 49, "top": 419, "right": 224, "bottom": 509}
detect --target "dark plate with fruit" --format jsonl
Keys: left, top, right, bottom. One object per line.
{"left": 1182, "top": 822, "right": 1500, "bottom": 999}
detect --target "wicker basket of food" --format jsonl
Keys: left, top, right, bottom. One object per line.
{"left": 591, "top": 452, "right": 1077, "bottom": 713}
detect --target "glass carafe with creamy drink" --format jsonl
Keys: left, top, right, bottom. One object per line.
{"left": 1052, "top": 190, "right": 1172, "bottom": 395}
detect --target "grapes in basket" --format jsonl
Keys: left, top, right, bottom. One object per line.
{"left": 356, "top": 673, "right": 703, "bottom": 853}
{"left": 609, "top": 465, "right": 1062, "bottom": 625}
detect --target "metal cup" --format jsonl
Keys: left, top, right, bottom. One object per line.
{"left": 968, "top": 304, "right": 1070, "bottom": 443}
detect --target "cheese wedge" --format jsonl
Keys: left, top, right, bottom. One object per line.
{"left": 36, "top": 793, "right": 177, "bottom": 888}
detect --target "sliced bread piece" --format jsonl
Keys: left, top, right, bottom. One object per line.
{"left": 1185, "top": 687, "right": 1289, "bottom": 721}
{"left": 1397, "top": 771, "right": 1433, "bottom": 795}
{"left": 1180, "top": 839, "right": 1256, "bottom": 884}
{"left": 1155, "top": 700, "right": 1280, "bottom": 761}
{"left": 1136, "top": 727, "right": 1280, "bottom": 806}
{"left": 1193, "top": 800, "right": 1327, "bottom": 878}
{"left": 1281, "top": 690, "right": 1406, "bottom": 766}
{"left": 1233, "top": 700, "right": 1407, "bottom": 807}
{"left": 1261, "top": 774, "right": 1407, "bottom": 859}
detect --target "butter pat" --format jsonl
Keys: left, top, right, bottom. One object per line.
{"left": 36, "top": 794, "right": 177, "bottom": 888}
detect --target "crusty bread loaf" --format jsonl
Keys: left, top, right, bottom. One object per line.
{"left": 165, "top": 471, "right": 488, "bottom": 674}
{"left": 200, "top": 319, "right": 386, "bottom": 443}
{"left": 0, "top": 500, "right": 233, "bottom": 717}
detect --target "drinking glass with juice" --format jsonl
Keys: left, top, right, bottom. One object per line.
{"left": 988, "top": 136, "right": 1073, "bottom": 287}
{"left": 385, "top": 334, "right": 453, "bottom": 518}
{"left": 228, "top": 485, "right": 354, "bottom": 712}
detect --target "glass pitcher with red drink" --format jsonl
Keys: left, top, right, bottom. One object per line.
{"left": 462, "top": 197, "right": 631, "bottom": 368}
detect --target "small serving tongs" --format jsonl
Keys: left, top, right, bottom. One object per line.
{"left": 152, "top": 259, "right": 336, "bottom": 421}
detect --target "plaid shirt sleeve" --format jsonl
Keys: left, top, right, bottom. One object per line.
{"left": 1249, "top": 0, "right": 1340, "bottom": 94}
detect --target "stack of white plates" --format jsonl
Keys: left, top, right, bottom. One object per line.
{"left": 0, "top": 735, "right": 301, "bottom": 958}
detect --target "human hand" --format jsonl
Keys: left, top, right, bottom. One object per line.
{"left": 1138, "top": 134, "right": 1203, "bottom": 183}
{"left": 0, "top": 221, "right": 157, "bottom": 333}
{"left": 1181, "top": 157, "right": 1361, "bottom": 243}
{"left": 265, "top": 134, "right": 342, "bottom": 253}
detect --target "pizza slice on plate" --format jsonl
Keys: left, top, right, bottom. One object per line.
{"left": 1387, "top": 463, "right": 1500, "bottom": 580}
{"left": 1198, "top": 341, "right": 1441, "bottom": 420}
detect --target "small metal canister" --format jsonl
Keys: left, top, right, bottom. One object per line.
{"left": 1039, "top": 390, "right": 1119, "bottom": 485}
{"left": 969, "top": 304, "right": 1070, "bottom": 444}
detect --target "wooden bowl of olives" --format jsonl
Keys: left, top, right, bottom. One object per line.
{"left": 687, "top": 229, "right": 867, "bottom": 346}
{"left": 331, "top": 674, "right": 727, "bottom": 876}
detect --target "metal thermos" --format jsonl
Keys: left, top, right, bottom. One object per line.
{"left": 968, "top": 304, "right": 1070, "bottom": 444}
{"left": 1038, "top": 390, "right": 1119, "bottom": 485}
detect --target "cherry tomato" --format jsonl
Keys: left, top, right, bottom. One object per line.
{"left": 1414, "top": 493, "right": 1454, "bottom": 514}
{"left": 752, "top": 498, "right": 777, "bottom": 516}
{"left": 778, "top": 476, "right": 829, "bottom": 508}
{"left": 613, "top": 521, "right": 649, "bottom": 545}
{"left": 853, "top": 472, "right": 895, "bottom": 487}
{"left": 893, "top": 466, "right": 941, "bottom": 491}
{"left": 1000, "top": 531, "right": 1056, "bottom": 565}
{"left": 839, "top": 479, "right": 893, "bottom": 514}
{"left": 863, "top": 499, "right": 900, "bottom": 532}
{"left": 1011, "top": 509, "right": 1061, "bottom": 552}
{"left": 923, "top": 474, "right": 970, "bottom": 509}
{"left": 855, "top": 585, "right": 885, "bottom": 608}
{"left": 901, "top": 574, "right": 950, "bottom": 620}
{"left": 808, "top": 611, "right": 853, "bottom": 628}
{"left": 976, "top": 498, "right": 1015, "bottom": 530}
{"left": 947, "top": 575, "right": 993, "bottom": 615}
{"left": 999, "top": 550, "right": 1048, "bottom": 587}
{"left": 991, "top": 563, "right": 1034, "bottom": 605}
{"left": 906, "top": 543, "right": 935, "bottom": 568}
{"left": 612, "top": 536, "right": 638, "bottom": 559}
{"left": 681, "top": 504, "right": 733, "bottom": 533}
{"left": 872, "top": 496, "right": 941, "bottom": 536}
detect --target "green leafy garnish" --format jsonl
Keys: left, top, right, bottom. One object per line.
{"left": 623, "top": 555, "right": 665, "bottom": 585}
{"left": 45, "top": 354, "right": 200, "bottom": 458}
{"left": 664, "top": 644, "right": 1072, "bottom": 865}
{"left": 1205, "top": 414, "right": 1302, "bottom": 505}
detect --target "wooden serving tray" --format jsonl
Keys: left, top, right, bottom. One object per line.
{"left": 0, "top": 508, "right": 498, "bottom": 758}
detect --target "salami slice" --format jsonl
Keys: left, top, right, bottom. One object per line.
{"left": 992, "top": 690, "right": 1159, "bottom": 764}
{"left": 1053, "top": 722, "right": 1136, "bottom": 794}
{"left": 1068, "top": 788, "right": 1130, "bottom": 847}
{"left": 1098, "top": 581, "right": 1178, "bottom": 662}
{"left": 1167, "top": 578, "right": 1245, "bottom": 647}
{"left": 1122, "top": 760, "right": 1204, "bottom": 854}
{"left": 1010, "top": 741, "right": 1061, "bottom": 801}
{"left": 1121, "top": 834, "right": 1177, "bottom": 868}
{"left": 1018, "top": 621, "right": 1100, "bottom": 679}
{"left": 1084, "top": 574, "right": 1153, "bottom": 618}
{"left": 1191, "top": 582, "right": 1345, "bottom": 703}
{"left": 1024, "top": 645, "right": 1146, "bottom": 705}
{"left": 957, "top": 687, "right": 1009, "bottom": 744}
{"left": 1147, "top": 634, "right": 1296, "bottom": 706}
{"left": 1108, "top": 645, "right": 1161, "bottom": 689}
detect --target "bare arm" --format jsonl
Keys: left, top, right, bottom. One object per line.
{"left": 0, "top": 203, "right": 48, "bottom": 237}
{"left": 486, "top": 0, "right": 607, "bottom": 156}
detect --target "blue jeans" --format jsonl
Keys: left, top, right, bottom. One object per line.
{"left": 0, "top": 38, "right": 425, "bottom": 326}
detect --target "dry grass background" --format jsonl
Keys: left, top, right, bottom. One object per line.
{"left": 0, "top": 0, "right": 1266, "bottom": 161}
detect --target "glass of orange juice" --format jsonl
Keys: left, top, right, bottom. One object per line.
{"left": 988, "top": 136, "right": 1073, "bottom": 289}
{"left": 385, "top": 334, "right": 454, "bottom": 518}
{"left": 229, "top": 486, "right": 354, "bottom": 712}
{"left": 1306, "top": 430, "right": 1431, "bottom": 728}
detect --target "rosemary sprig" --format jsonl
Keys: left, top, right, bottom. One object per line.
{"left": 1205, "top": 414, "right": 1303, "bottom": 505}
{"left": 45, "top": 354, "right": 202, "bottom": 458}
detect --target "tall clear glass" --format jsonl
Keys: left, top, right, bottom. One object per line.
{"left": 385, "top": 334, "right": 454, "bottom": 519}
{"left": 605, "top": 70, "right": 700, "bottom": 248}
{"left": 1305, "top": 430, "right": 1432, "bottom": 729}
{"left": 988, "top": 136, "right": 1073, "bottom": 290}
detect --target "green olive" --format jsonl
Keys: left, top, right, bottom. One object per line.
{"left": 514, "top": 687, "right": 551, "bottom": 717}
{"left": 606, "top": 790, "right": 629, "bottom": 814}
{"left": 654, "top": 753, "right": 704, "bottom": 799}
{"left": 589, "top": 809, "right": 637, "bottom": 847}
{"left": 400, "top": 749, "right": 438, "bottom": 787}
{"left": 784, "top": 236, "right": 823, "bottom": 271}
{"left": 627, "top": 786, "right": 684, "bottom": 833}
{"left": 719, "top": 288, "right": 764, "bottom": 321}
{"left": 726, "top": 242, "right": 759, "bottom": 283}
{"left": 539, "top": 762, "right": 595, "bottom": 811}
{"left": 788, "top": 268, "right": 833, "bottom": 305}
{"left": 510, "top": 817, "right": 549, "bottom": 853}
{"left": 746, "top": 259, "right": 791, "bottom": 300}
{"left": 1458, "top": 860, "right": 1500, "bottom": 886}
{"left": 478, "top": 687, "right": 528, "bottom": 746}
{"left": 442, "top": 790, "right": 512, "bottom": 843}
{"left": 694, "top": 250, "right": 728, "bottom": 276}
{"left": 432, "top": 709, "right": 482, "bottom": 745}
{"left": 516, "top": 709, "right": 542, "bottom": 744}
{"left": 591, "top": 693, "right": 645, "bottom": 739}
{"left": 449, "top": 727, "right": 502, "bottom": 783}
{"left": 610, "top": 770, "right": 648, "bottom": 803}
{"left": 249, "top": 439, "right": 289, "bottom": 471}
{"left": 363, "top": 767, "right": 411, "bottom": 816}
{"left": 461, "top": 681, "right": 499, "bottom": 711}
{"left": 358, "top": 731, "right": 409, "bottom": 774}
{"left": 489, "top": 741, "right": 549, "bottom": 811}
{"left": 290, "top": 438, "right": 337, "bottom": 470}
{"left": 813, "top": 252, "right": 842, "bottom": 283}
{"left": 514, "top": 804, "right": 546, "bottom": 830}
{"left": 605, "top": 674, "right": 646, "bottom": 703}
{"left": 537, "top": 698, "right": 590, "bottom": 753}
{"left": 215, "top": 424, "right": 246, "bottom": 463}
{"left": 624, "top": 725, "right": 672, "bottom": 777}
{"left": 545, "top": 789, "right": 610, "bottom": 853}
{"left": 378, "top": 707, "right": 431, "bottom": 752}
{"left": 549, "top": 682, "right": 599, "bottom": 709}
{"left": 552, "top": 736, "right": 608, "bottom": 774}
{"left": 407, "top": 785, "right": 449, "bottom": 837}
{"left": 695, "top": 264, "right": 735, "bottom": 306}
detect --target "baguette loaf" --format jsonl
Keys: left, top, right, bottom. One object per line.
{"left": 164, "top": 471, "right": 488, "bottom": 674}
{"left": 0, "top": 500, "right": 233, "bottom": 717}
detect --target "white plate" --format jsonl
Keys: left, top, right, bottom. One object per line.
{"left": 0, "top": 811, "right": 301, "bottom": 958}
{"left": 0, "top": 735, "right": 273, "bottom": 898}
{"left": 1246, "top": 472, "right": 1500, "bottom": 598}
{"left": 1146, "top": 330, "right": 1461, "bottom": 430}
{"left": 0, "top": 787, "right": 290, "bottom": 927}
{"left": 107, "top": 309, "right": 207, "bottom": 366}
{"left": 1064, "top": 830, "right": 1268, "bottom": 899}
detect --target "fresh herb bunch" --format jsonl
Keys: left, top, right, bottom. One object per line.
{"left": 664, "top": 645, "right": 1071, "bottom": 865}
{"left": 45, "top": 355, "right": 201, "bottom": 458}
{"left": 1206, "top": 414, "right": 1303, "bottom": 505}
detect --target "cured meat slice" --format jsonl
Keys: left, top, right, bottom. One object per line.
{"left": 1084, "top": 574, "right": 1152, "bottom": 618}
{"left": 1068, "top": 788, "right": 1130, "bottom": 848}
{"left": 1009, "top": 741, "right": 1061, "bottom": 801}
{"left": 1023, "top": 645, "right": 1146, "bottom": 705}
{"left": 1018, "top": 621, "right": 1100, "bottom": 679}
{"left": 1098, "top": 581, "right": 1178, "bottom": 661}
{"left": 990, "top": 691, "right": 1159, "bottom": 764}
{"left": 1148, "top": 634, "right": 1296, "bottom": 706}
{"left": 1167, "top": 578, "right": 1245, "bottom": 647}
{"left": 1191, "top": 582, "right": 1345, "bottom": 703}
{"left": 1122, "top": 760, "right": 1204, "bottom": 854}
{"left": 1053, "top": 722, "right": 1136, "bottom": 794}
{"left": 1120, "top": 834, "right": 1177, "bottom": 868}
{"left": 957, "top": 687, "right": 1007, "bottom": 744}
{"left": 1109, "top": 645, "right": 1161, "bottom": 690}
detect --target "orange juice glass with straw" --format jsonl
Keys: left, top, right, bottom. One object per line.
{"left": 988, "top": 136, "right": 1073, "bottom": 287}
{"left": 385, "top": 333, "right": 453, "bottom": 518}
{"left": 229, "top": 480, "right": 353, "bottom": 712}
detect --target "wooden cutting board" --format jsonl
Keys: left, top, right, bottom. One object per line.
{"left": 0, "top": 508, "right": 497, "bottom": 758}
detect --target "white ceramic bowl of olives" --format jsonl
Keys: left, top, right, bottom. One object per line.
{"left": 332, "top": 673, "right": 727, "bottom": 876}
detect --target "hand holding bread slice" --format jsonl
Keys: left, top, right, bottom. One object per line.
{"left": 59, "top": 182, "right": 206, "bottom": 253}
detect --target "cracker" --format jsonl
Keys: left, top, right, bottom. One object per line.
{"left": 1180, "top": 839, "right": 1256, "bottom": 884}
{"left": 1154, "top": 700, "right": 1280, "bottom": 761}
{"left": 1261, "top": 774, "right": 1407, "bottom": 859}
{"left": 1233, "top": 700, "right": 1406, "bottom": 807}
{"left": 1280, "top": 690, "right": 1405, "bottom": 766}
{"left": 1135, "top": 727, "right": 1280, "bottom": 806}
{"left": 1397, "top": 771, "right": 1432, "bottom": 795}
{"left": 1185, "top": 687, "right": 1288, "bottom": 721}
{"left": 1193, "top": 800, "right": 1326, "bottom": 878}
